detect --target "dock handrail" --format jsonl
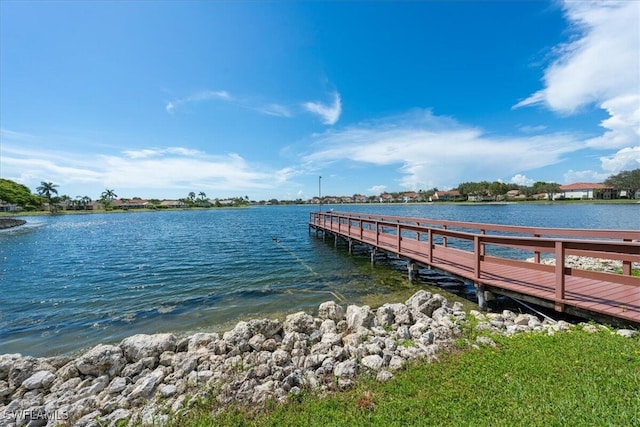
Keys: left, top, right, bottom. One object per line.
{"left": 309, "top": 211, "right": 640, "bottom": 310}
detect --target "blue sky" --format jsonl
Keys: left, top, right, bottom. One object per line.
{"left": 1, "top": 1, "right": 638, "bottom": 201}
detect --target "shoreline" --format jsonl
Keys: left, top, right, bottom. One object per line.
{"left": 1, "top": 291, "right": 637, "bottom": 426}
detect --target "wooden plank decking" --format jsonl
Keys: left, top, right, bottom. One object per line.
{"left": 309, "top": 211, "right": 640, "bottom": 325}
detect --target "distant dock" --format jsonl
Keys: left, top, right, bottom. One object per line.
{"left": 0, "top": 218, "right": 26, "bottom": 230}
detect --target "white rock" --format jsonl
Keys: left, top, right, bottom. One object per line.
{"left": 361, "top": 355, "right": 384, "bottom": 371}
{"left": 345, "top": 305, "right": 375, "bottom": 331}
{"left": 334, "top": 360, "right": 358, "bottom": 378}
{"left": 22, "top": 370, "right": 56, "bottom": 390}
{"left": 108, "top": 377, "right": 127, "bottom": 394}
{"left": 75, "top": 344, "right": 126, "bottom": 377}
{"left": 617, "top": 329, "right": 638, "bottom": 338}
{"left": 120, "top": 333, "right": 177, "bottom": 362}
{"left": 187, "top": 332, "right": 220, "bottom": 352}
{"left": 159, "top": 384, "right": 177, "bottom": 397}
{"left": 318, "top": 301, "right": 346, "bottom": 322}
{"left": 283, "top": 312, "right": 316, "bottom": 334}
{"left": 376, "top": 370, "right": 394, "bottom": 382}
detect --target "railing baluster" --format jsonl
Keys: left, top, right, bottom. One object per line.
{"left": 442, "top": 225, "right": 448, "bottom": 247}
{"left": 534, "top": 234, "right": 541, "bottom": 263}
{"left": 474, "top": 235, "right": 481, "bottom": 280}
{"left": 555, "top": 240, "right": 565, "bottom": 312}
{"left": 623, "top": 238, "right": 632, "bottom": 276}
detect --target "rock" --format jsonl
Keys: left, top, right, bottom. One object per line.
{"left": 107, "top": 408, "right": 131, "bottom": 426}
{"left": 22, "top": 370, "right": 56, "bottom": 390}
{"left": 75, "top": 344, "right": 126, "bottom": 377}
{"left": 0, "top": 354, "right": 21, "bottom": 381}
{"left": 376, "top": 370, "right": 394, "bottom": 382}
{"left": 318, "top": 301, "right": 346, "bottom": 322}
{"left": 361, "top": 355, "right": 384, "bottom": 371}
{"left": 187, "top": 332, "right": 220, "bottom": 352}
{"left": 345, "top": 305, "right": 375, "bottom": 331}
{"left": 376, "top": 304, "right": 396, "bottom": 327}
{"left": 388, "top": 355, "right": 406, "bottom": 370}
{"left": 120, "top": 333, "right": 177, "bottom": 362}
{"left": 129, "top": 368, "right": 165, "bottom": 400}
{"left": 272, "top": 349, "right": 290, "bottom": 366}
{"left": 476, "top": 336, "right": 497, "bottom": 347}
{"left": 108, "top": 377, "right": 127, "bottom": 394}
{"left": 283, "top": 312, "right": 317, "bottom": 335}
{"left": 248, "top": 334, "right": 266, "bottom": 351}
{"left": 159, "top": 384, "right": 178, "bottom": 397}
{"left": 617, "top": 329, "right": 638, "bottom": 338}
{"left": 334, "top": 360, "right": 358, "bottom": 378}
{"left": 247, "top": 318, "right": 283, "bottom": 338}
{"left": 320, "top": 319, "right": 337, "bottom": 334}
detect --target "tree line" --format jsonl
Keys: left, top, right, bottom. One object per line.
{"left": 0, "top": 179, "right": 250, "bottom": 212}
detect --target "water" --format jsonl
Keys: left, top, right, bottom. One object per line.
{"left": 1, "top": 203, "right": 638, "bottom": 356}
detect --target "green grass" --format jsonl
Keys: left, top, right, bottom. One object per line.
{"left": 164, "top": 327, "right": 640, "bottom": 427}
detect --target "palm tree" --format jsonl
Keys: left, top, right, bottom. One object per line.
{"left": 36, "top": 181, "right": 59, "bottom": 212}
{"left": 101, "top": 189, "right": 117, "bottom": 209}
{"left": 198, "top": 191, "right": 207, "bottom": 201}
{"left": 81, "top": 196, "right": 92, "bottom": 210}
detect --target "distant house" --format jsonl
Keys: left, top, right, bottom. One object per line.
{"left": 429, "top": 190, "right": 460, "bottom": 202}
{"left": 340, "top": 196, "right": 354, "bottom": 203}
{"left": 557, "top": 183, "right": 615, "bottom": 200}
{"left": 401, "top": 191, "right": 422, "bottom": 203}
{"left": 353, "top": 194, "right": 368, "bottom": 203}
{"left": 506, "top": 190, "right": 527, "bottom": 200}
{"left": 0, "top": 201, "right": 19, "bottom": 212}
{"left": 160, "top": 200, "right": 186, "bottom": 208}
{"left": 467, "top": 194, "right": 494, "bottom": 202}
{"left": 379, "top": 193, "right": 395, "bottom": 203}
{"left": 114, "top": 199, "right": 150, "bottom": 209}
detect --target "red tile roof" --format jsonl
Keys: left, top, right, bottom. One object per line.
{"left": 560, "top": 183, "right": 612, "bottom": 191}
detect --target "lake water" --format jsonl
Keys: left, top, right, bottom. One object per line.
{"left": 1, "top": 203, "right": 638, "bottom": 357}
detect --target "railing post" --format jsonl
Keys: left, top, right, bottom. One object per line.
{"left": 397, "top": 223, "right": 401, "bottom": 253}
{"left": 375, "top": 221, "right": 380, "bottom": 247}
{"left": 555, "top": 240, "right": 565, "bottom": 312}
{"left": 428, "top": 228, "right": 433, "bottom": 264}
{"left": 360, "top": 220, "right": 363, "bottom": 241}
{"left": 480, "top": 229, "right": 486, "bottom": 256}
{"left": 442, "top": 225, "right": 447, "bottom": 247}
{"left": 474, "top": 235, "right": 481, "bottom": 280}
{"left": 623, "top": 238, "right": 632, "bottom": 275}
{"left": 534, "top": 234, "right": 541, "bottom": 263}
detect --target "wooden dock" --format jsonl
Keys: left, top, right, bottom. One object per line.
{"left": 309, "top": 211, "right": 640, "bottom": 325}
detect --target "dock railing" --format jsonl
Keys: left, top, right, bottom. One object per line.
{"left": 310, "top": 211, "right": 640, "bottom": 313}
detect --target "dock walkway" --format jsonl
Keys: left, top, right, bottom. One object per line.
{"left": 309, "top": 211, "right": 640, "bottom": 325}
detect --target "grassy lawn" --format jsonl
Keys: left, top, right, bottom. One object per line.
{"left": 167, "top": 326, "right": 640, "bottom": 427}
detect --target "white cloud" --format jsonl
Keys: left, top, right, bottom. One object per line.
{"left": 303, "top": 92, "right": 342, "bottom": 125}
{"left": 600, "top": 146, "right": 640, "bottom": 173}
{"left": 563, "top": 169, "right": 609, "bottom": 184}
{"left": 0, "top": 131, "right": 290, "bottom": 198}
{"left": 367, "top": 185, "right": 387, "bottom": 195}
{"left": 509, "top": 174, "right": 535, "bottom": 186}
{"left": 123, "top": 147, "right": 204, "bottom": 159}
{"left": 514, "top": 1, "right": 639, "bottom": 149}
{"left": 586, "top": 94, "right": 640, "bottom": 149}
{"left": 519, "top": 125, "right": 548, "bottom": 134}
{"left": 302, "top": 110, "right": 583, "bottom": 191}
{"left": 258, "top": 103, "right": 293, "bottom": 118}
{"left": 165, "top": 90, "right": 232, "bottom": 114}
